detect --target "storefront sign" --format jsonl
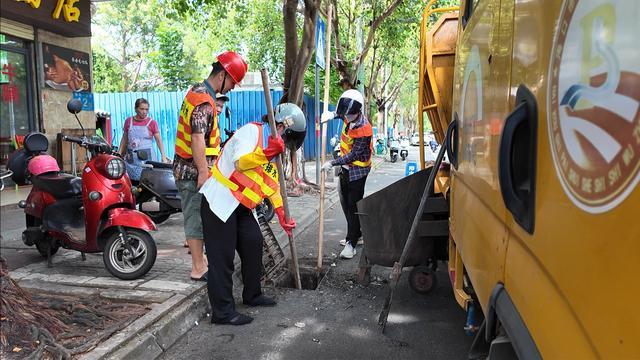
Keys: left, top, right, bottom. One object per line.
{"left": 2, "top": 0, "right": 90, "bottom": 37}
{"left": 72, "top": 91, "right": 94, "bottom": 111}
{"left": 42, "top": 43, "right": 91, "bottom": 92}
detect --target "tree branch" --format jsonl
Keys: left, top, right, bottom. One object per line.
{"left": 354, "top": 0, "right": 404, "bottom": 75}
{"left": 379, "top": 66, "right": 394, "bottom": 93}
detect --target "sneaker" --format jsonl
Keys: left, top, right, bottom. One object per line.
{"left": 340, "top": 243, "right": 357, "bottom": 259}
{"left": 340, "top": 238, "right": 364, "bottom": 246}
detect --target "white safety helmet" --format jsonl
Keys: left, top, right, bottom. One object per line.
{"left": 274, "top": 103, "right": 307, "bottom": 150}
{"left": 335, "top": 89, "right": 364, "bottom": 117}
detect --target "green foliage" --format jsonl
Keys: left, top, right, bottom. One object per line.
{"left": 92, "top": 48, "right": 125, "bottom": 93}
{"left": 152, "top": 23, "right": 200, "bottom": 91}
{"left": 303, "top": 64, "right": 343, "bottom": 105}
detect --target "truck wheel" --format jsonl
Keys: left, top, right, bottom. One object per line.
{"left": 103, "top": 228, "right": 156, "bottom": 280}
{"left": 409, "top": 265, "right": 437, "bottom": 295}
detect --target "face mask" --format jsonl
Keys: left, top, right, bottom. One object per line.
{"left": 345, "top": 114, "right": 359, "bottom": 122}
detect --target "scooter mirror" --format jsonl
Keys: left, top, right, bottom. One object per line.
{"left": 67, "top": 99, "right": 83, "bottom": 114}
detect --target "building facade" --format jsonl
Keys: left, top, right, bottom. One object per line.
{"left": 1, "top": 0, "right": 94, "bottom": 168}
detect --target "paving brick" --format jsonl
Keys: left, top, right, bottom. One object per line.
{"left": 45, "top": 274, "right": 96, "bottom": 284}
{"left": 85, "top": 277, "right": 145, "bottom": 289}
{"left": 8, "top": 270, "right": 30, "bottom": 280}
{"left": 19, "top": 280, "right": 99, "bottom": 296}
{"left": 100, "top": 289, "right": 174, "bottom": 304}
{"left": 137, "top": 280, "right": 192, "bottom": 292}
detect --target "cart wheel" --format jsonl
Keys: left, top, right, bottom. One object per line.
{"left": 409, "top": 266, "right": 437, "bottom": 295}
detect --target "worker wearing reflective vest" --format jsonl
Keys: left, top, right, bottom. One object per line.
{"left": 174, "top": 91, "right": 221, "bottom": 159}
{"left": 173, "top": 51, "right": 248, "bottom": 283}
{"left": 199, "top": 103, "right": 306, "bottom": 326}
{"left": 322, "top": 89, "right": 373, "bottom": 260}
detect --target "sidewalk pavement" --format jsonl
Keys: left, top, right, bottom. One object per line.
{"left": 0, "top": 184, "right": 31, "bottom": 208}
{"left": 1, "top": 157, "right": 384, "bottom": 359}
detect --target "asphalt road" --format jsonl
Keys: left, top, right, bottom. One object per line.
{"left": 161, "top": 145, "right": 474, "bottom": 360}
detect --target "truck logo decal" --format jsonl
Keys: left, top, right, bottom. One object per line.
{"left": 548, "top": 0, "right": 640, "bottom": 213}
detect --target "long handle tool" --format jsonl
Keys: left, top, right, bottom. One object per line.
{"left": 378, "top": 144, "right": 447, "bottom": 332}
{"left": 317, "top": 4, "right": 333, "bottom": 270}
{"left": 260, "top": 69, "right": 302, "bottom": 290}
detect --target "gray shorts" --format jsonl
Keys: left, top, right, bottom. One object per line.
{"left": 176, "top": 179, "right": 203, "bottom": 240}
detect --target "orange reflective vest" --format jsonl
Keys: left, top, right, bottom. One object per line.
{"left": 174, "top": 89, "right": 221, "bottom": 159}
{"left": 339, "top": 119, "right": 373, "bottom": 168}
{"left": 210, "top": 123, "right": 283, "bottom": 210}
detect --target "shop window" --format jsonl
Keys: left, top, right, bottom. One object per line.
{"left": 0, "top": 33, "right": 36, "bottom": 168}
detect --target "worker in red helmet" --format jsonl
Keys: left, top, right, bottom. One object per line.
{"left": 173, "top": 51, "right": 248, "bottom": 282}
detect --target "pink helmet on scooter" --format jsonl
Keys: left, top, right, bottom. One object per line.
{"left": 28, "top": 155, "right": 60, "bottom": 176}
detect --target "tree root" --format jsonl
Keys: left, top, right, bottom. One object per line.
{"left": 1, "top": 257, "right": 147, "bottom": 357}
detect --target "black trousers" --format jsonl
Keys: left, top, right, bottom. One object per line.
{"left": 338, "top": 170, "right": 367, "bottom": 247}
{"left": 201, "top": 197, "right": 263, "bottom": 319}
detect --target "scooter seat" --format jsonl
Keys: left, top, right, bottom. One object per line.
{"left": 32, "top": 173, "right": 82, "bottom": 198}
{"left": 145, "top": 161, "right": 173, "bottom": 169}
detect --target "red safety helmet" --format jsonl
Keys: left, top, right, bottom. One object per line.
{"left": 216, "top": 51, "right": 248, "bottom": 84}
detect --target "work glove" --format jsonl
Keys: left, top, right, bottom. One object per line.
{"left": 264, "top": 135, "right": 286, "bottom": 160}
{"left": 276, "top": 207, "right": 296, "bottom": 236}
{"left": 321, "top": 111, "right": 335, "bottom": 123}
{"left": 322, "top": 161, "right": 334, "bottom": 172}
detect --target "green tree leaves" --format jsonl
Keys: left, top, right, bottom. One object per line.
{"left": 152, "top": 23, "right": 200, "bottom": 90}
{"left": 92, "top": 48, "right": 125, "bottom": 93}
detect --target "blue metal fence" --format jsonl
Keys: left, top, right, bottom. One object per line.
{"left": 94, "top": 90, "right": 339, "bottom": 161}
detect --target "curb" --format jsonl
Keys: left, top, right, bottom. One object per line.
{"left": 84, "top": 158, "right": 386, "bottom": 359}
{"left": 80, "top": 289, "right": 208, "bottom": 360}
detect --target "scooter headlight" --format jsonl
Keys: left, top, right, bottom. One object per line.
{"left": 105, "top": 158, "right": 126, "bottom": 179}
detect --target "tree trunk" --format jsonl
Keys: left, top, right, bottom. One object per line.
{"left": 281, "top": 0, "right": 321, "bottom": 186}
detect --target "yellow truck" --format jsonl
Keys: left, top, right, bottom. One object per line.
{"left": 419, "top": 0, "right": 640, "bottom": 358}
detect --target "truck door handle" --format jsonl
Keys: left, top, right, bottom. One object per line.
{"left": 446, "top": 115, "right": 459, "bottom": 169}
{"left": 499, "top": 85, "right": 538, "bottom": 234}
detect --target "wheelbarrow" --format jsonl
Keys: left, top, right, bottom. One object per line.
{"left": 356, "top": 166, "right": 449, "bottom": 294}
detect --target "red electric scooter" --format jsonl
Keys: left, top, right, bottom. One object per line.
{"left": 8, "top": 99, "right": 157, "bottom": 280}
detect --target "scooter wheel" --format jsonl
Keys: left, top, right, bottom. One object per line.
{"left": 408, "top": 265, "right": 437, "bottom": 295}
{"left": 103, "top": 228, "right": 157, "bottom": 280}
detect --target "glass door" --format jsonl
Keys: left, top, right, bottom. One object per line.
{"left": 1, "top": 33, "right": 36, "bottom": 168}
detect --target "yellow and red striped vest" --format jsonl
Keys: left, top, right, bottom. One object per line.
{"left": 210, "top": 123, "right": 283, "bottom": 210}
{"left": 174, "top": 89, "right": 221, "bottom": 159}
{"left": 339, "top": 119, "right": 373, "bottom": 168}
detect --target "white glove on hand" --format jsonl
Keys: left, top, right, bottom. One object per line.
{"left": 322, "top": 161, "right": 334, "bottom": 172}
{"left": 321, "top": 111, "right": 335, "bottom": 123}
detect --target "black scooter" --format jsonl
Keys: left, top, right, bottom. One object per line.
{"left": 131, "top": 152, "right": 181, "bottom": 224}
{"left": 390, "top": 145, "right": 399, "bottom": 163}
